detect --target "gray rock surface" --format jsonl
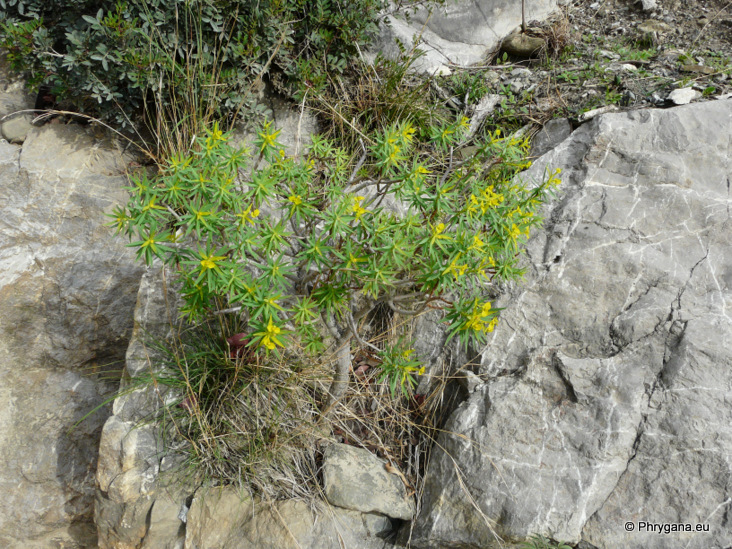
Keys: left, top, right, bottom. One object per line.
{"left": 372, "top": 0, "right": 558, "bottom": 74}
{"left": 410, "top": 100, "right": 732, "bottom": 548}
{"left": 323, "top": 443, "right": 416, "bottom": 520}
{"left": 0, "top": 55, "right": 34, "bottom": 119}
{"left": 530, "top": 118, "right": 572, "bottom": 158}
{"left": 0, "top": 119, "right": 144, "bottom": 546}
{"left": 95, "top": 265, "right": 180, "bottom": 549}
{"left": 184, "top": 486, "right": 393, "bottom": 549}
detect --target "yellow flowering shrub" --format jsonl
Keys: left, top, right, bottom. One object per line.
{"left": 114, "top": 117, "right": 561, "bottom": 398}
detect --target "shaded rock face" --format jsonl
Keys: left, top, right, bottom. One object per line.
{"left": 373, "top": 0, "right": 558, "bottom": 74}
{"left": 0, "top": 122, "right": 144, "bottom": 546}
{"left": 411, "top": 99, "right": 732, "bottom": 548}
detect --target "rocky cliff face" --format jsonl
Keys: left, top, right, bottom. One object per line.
{"left": 0, "top": 66, "right": 144, "bottom": 546}
{"left": 2, "top": 2, "right": 730, "bottom": 547}
{"left": 92, "top": 97, "right": 732, "bottom": 549}
{"left": 411, "top": 99, "right": 732, "bottom": 548}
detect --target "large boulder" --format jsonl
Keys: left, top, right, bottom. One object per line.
{"left": 373, "top": 0, "right": 558, "bottom": 74}
{"left": 184, "top": 486, "right": 394, "bottom": 549}
{"left": 410, "top": 99, "right": 732, "bottom": 548}
{"left": 0, "top": 119, "right": 144, "bottom": 546}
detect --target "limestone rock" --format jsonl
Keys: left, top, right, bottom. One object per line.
{"left": 1, "top": 113, "right": 33, "bottom": 143}
{"left": 141, "top": 490, "right": 188, "bottom": 549}
{"left": 0, "top": 120, "right": 143, "bottom": 547}
{"left": 468, "top": 94, "right": 503, "bottom": 137}
{"left": 530, "top": 118, "right": 572, "bottom": 158}
{"left": 410, "top": 100, "right": 732, "bottom": 549}
{"left": 323, "top": 443, "right": 416, "bottom": 520}
{"left": 370, "top": 0, "right": 558, "bottom": 74}
{"left": 184, "top": 486, "right": 393, "bottom": 549}
{"left": 95, "top": 266, "right": 182, "bottom": 549}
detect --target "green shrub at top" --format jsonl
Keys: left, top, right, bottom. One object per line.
{"left": 113, "top": 118, "right": 561, "bottom": 400}
{"left": 0, "top": 0, "right": 398, "bottom": 136}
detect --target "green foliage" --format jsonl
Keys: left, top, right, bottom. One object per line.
{"left": 493, "top": 84, "right": 535, "bottom": 132}
{"left": 612, "top": 44, "right": 657, "bottom": 62}
{"left": 378, "top": 341, "right": 425, "bottom": 397}
{"left": 0, "top": 0, "right": 394, "bottom": 131}
{"left": 520, "top": 534, "right": 573, "bottom": 549}
{"left": 444, "top": 70, "right": 492, "bottom": 105}
{"left": 115, "top": 114, "right": 561, "bottom": 394}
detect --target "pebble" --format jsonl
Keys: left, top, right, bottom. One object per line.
{"left": 484, "top": 72, "right": 500, "bottom": 85}
{"left": 639, "top": 19, "right": 672, "bottom": 33}
{"left": 501, "top": 33, "right": 545, "bottom": 58}
{"left": 578, "top": 105, "right": 619, "bottom": 122}
{"left": 667, "top": 87, "right": 702, "bottom": 105}
{"left": 650, "top": 92, "right": 664, "bottom": 104}
{"left": 510, "top": 68, "right": 532, "bottom": 79}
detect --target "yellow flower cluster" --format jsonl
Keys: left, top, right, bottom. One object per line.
{"left": 400, "top": 349, "right": 426, "bottom": 376}
{"left": 259, "top": 317, "right": 284, "bottom": 351}
{"left": 547, "top": 167, "right": 562, "bottom": 186}
{"left": 203, "top": 122, "right": 226, "bottom": 151}
{"left": 468, "top": 185, "right": 504, "bottom": 217}
{"left": 352, "top": 196, "right": 368, "bottom": 219}
{"left": 258, "top": 121, "right": 281, "bottom": 152}
{"left": 430, "top": 222, "right": 451, "bottom": 245}
{"left": 469, "top": 234, "right": 485, "bottom": 251}
{"left": 400, "top": 123, "right": 416, "bottom": 143}
{"left": 403, "top": 364, "right": 426, "bottom": 376}
{"left": 235, "top": 205, "right": 260, "bottom": 227}
{"left": 443, "top": 253, "right": 468, "bottom": 279}
{"left": 199, "top": 252, "right": 226, "bottom": 272}
{"left": 464, "top": 300, "right": 499, "bottom": 334}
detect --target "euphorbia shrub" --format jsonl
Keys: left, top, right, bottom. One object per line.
{"left": 112, "top": 119, "right": 561, "bottom": 399}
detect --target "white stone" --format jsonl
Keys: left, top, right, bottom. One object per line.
{"left": 668, "top": 87, "right": 702, "bottom": 104}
